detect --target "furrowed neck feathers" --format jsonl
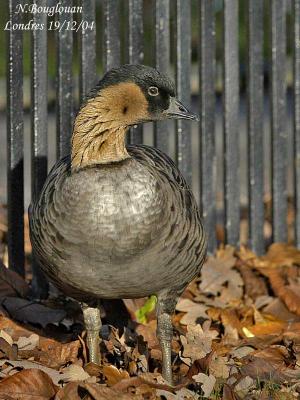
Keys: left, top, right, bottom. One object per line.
{"left": 71, "top": 82, "right": 149, "bottom": 170}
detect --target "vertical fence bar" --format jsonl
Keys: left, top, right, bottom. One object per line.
{"left": 31, "top": 0, "right": 49, "bottom": 296}
{"left": 154, "top": 0, "right": 170, "bottom": 153}
{"left": 199, "top": 0, "right": 217, "bottom": 253}
{"left": 128, "top": 0, "right": 144, "bottom": 143}
{"left": 56, "top": 0, "right": 73, "bottom": 159}
{"left": 80, "top": 0, "right": 97, "bottom": 100}
{"left": 247, "top": 0, "right": 264, "bottom": 254}
{"left": 175, "top": 0, "right": 192, "bottom": 186}
{"left": 7, "top": 0, "right": 24, "bottom": 276}
{"left": 223, "top": 0, "right": 240, "bottom": 246}
{"left": 294, "top": 0, "right": 300, "bottom": 247}
{"left": 270, "top": 0, "right": 287, "bottom": 242}
{"left": 103, "top": 0, "right": 120, "bottom": 71}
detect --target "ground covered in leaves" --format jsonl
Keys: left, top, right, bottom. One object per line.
{"left": 1, "top": 206, "right": 300, "bottom": 398}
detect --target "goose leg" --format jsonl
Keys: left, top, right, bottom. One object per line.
{"left": 82, "top": 303, "right": 102, "bottom": 364}
{"left": 156, "top": 296, "right": 177, "bottom": 385}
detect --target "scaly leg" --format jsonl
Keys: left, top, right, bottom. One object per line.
{"left": 81, "top": 303, "right": 102, "bottom": 364}
{"left": 156, "top": 295, "right": 177, "bottom": 385}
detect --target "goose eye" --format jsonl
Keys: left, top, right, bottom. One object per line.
{"left": 148, "top": 86, "right": 159, "bottom": 96}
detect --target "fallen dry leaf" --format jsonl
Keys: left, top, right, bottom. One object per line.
{"left": 218, "top": 283, "right": 243, "bottom": 306}
{"left": 209, "top": 354, "right": 230, "bottom": 379}
{"left": 0, "top": 325, "right": 79, "bottom": 368}
{"left": 84, "top": 362, "right": 102, "bottom": 377}
{"left": 16, "top": 333, "right": 39, "bottom": 351}
{"left": 60, "top": 364, "right": 91, "bottom": 382}
{"left": 220, "top": 309, "right": 243, "bottom": 337}
{"left": 265, "top": 269, "right": 300, "bottom": 316}
{"left": 37, "top": 338, "right": 80, "bottom": 369}
{"left": 199, "top": 246, "right": 243, "bottom": 297}
{"left": 0, "top": 259, "right": 30, "bottom": 299}
{"left": 135, "top": 320, "right": 158, "bottom": 348}
{"left": 240, "top": 356, "right": 300, "bottom": 383}
{"left": 254, "top": 295, "right": 274, "bottom": 309}
{"left": 192, "top": 372, "right": 216, "bottom": 398}
{"left": 222, "top": 383, "right": 240, "bottom": 400}
{"left": 238, "top": 263, "right": 268, "bottom": 299}
{"left": 263, "top": 297, "right": 300, "bottom": 322}
{"left": 0, "top": 368, "right": 57, "bottom": 400}
{"left": 176, "top": 298, "right": 208, "bottom": 325}
{"left": 0, "top": 359, "right": 62, "bottom": 385}
{"left": 234, "top": 376, "right": 255, "bottom": 396}
{"left": 0, "top": 337, "right": 17, "bottom": 360}
{"left": 245, "top": 320, "right": 286, "bottom": 336}
{"left": 54, "top": 381, "right": 81, "bottom": 400}
{"left": 103, "top": 365, "right": 130, "bottom": 386}
{"left": 1, "top": 238, "right": 300, "bottom": 399}
{"left": 111, "top": 372, "right": 175, "bottom": 393}
{"left": 262, "top": 243, "right": 300, "bottom": 268}
{"left": 156, "top": 387, "right": 197, "bottom": 399}
{"left": 283, "top": 322, "right": 300, "bottom": 341}
{"left": 252, "top": 345, "right": 290, "bottom": 364}
{"left": 80, "top": 382, "right": 146, "bottom": 399}
{"left": 0, "top": 329, "right": 13, "bottom": 346}
{"left": 0, "top": 316, "right": 39, "bottom": 340}
{"left": 230, "top": 345, "right": 255, "bottom": 359}
{"left": 180, "top": 322, "right": 218, "bottom": 365}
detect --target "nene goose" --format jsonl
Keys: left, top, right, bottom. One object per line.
{"left": 29, "top": 64, "right": 207, "bottom": 384}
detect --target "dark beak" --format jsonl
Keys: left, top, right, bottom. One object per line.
{"left": 165, "top": 97, "right": 199, "bottom": 121}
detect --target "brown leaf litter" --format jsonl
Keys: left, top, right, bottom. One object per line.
{"left": 1, "top": 206, "right": 300, "bottom": 398}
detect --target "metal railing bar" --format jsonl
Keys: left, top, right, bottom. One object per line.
{"left": 154, "top": 0, "right": 170, "bottom": 153}
{"left": 247, "top": 0, "right": 264, "bottom": 254}
{"left": 31, "top": 3, "right": 48, "bottom": 207}
{"left": 7, "top": 0, "right": 24, "bottom": 276}
{"left": 175, "top": 0, "right": 192, "bottom": 186}
{"left": 79, "top": 0, "right": 97, "bottom": 101}
{"left": 223, "top": 0, "right": 240, "bottom": 245}
{"left": 199, "top": 0, "right": 217, "bottom": 253}
{"left": 56, "top": 0, "right": 73, "bottom": 159}
{"left": 270, "top": 0, "right": 287, "bottom": 242}
{"left": 294, "top": 0, "right": 300, "bottom": 247}
{"left": 128, "top": 0, "right": 144, "bottom": 144}
{"left": 30, "top": 0, "right": 49, "bottom": 296}
{"left": 103, "top": 0, "right": 121, "bottom": 71}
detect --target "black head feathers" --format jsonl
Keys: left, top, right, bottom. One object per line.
{"left": 90, "top": 64, "right": 175, "bottom": 98}
{"left": 81, "top": 64, "right": 197, "bottom": 122}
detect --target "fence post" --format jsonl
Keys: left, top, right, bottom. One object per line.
{"left": 294, "top": 0, "right": 300, "bottom": 247}
{"left": 7, "top": 0, "right": 24, "bottom": 277}
{"left": 56, "top": 0, "right": 73, "bottom": 159}
{"left": 199, "top": 0, "right": 217, "bottom": 253}
{"left": 103, "top": 0, "right": 120, "bottom": 71}
{"left": 223, "top": 0, "right": 240, "bottom": 246}
{"left": 270, "top": 0, "right": 287, "bottom": 242}
{"left": 80, "top": 0, "right": 97, "bottom": 100}
{"left": 154, "top": 0, "right": 170, "bottom": 154}
{"left": 175, "top": 0, "right": 192, "bottom": 187}
{"left": 31, "top": 0, "right": 49, "bottom": 297}
{"left": 247, "top": 0, "right": 264, "bottom": 254}
{"left": 128, "top": 0, "right": 144, "bottom": 144}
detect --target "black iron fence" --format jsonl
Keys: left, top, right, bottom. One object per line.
{"left": 5, "top": 0, "right": 300, "bottom": 281}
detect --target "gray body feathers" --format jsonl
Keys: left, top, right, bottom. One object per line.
{"left": 29, "top": 145, "right": 207, "bottom": 303}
